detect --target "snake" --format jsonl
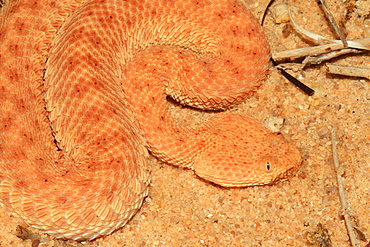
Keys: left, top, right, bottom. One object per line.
{"left": 0, "top": 0, "right": 302, "bottom": 241}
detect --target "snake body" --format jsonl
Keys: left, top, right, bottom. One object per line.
{"left": 0, "top": 0, "right": 302, "bottom": 241}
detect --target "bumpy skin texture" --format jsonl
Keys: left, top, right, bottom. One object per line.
{"left": 0, "top": 0, "right": 302, "bottom": 241}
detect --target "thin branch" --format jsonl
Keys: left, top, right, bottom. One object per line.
{"left": 318, "top": 0, "right": 348, "bottom": 47}
{"left": 272, "top": 38, "right": 370, "bottom": 62}
{"left": 326, "top": 64, "right": 370, "bottom": 80}
{"left": 302, "top": 48, "right": 366, "bottom": 68}
{"left": 331, "top": 129, "right": 358, "bottom": 247}
{"left": 288, "top": 7, "right": 368, "bottom": 49}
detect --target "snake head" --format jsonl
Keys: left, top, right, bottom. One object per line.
{"left": 193, "top": 113, "right": 302, "bottom": 187}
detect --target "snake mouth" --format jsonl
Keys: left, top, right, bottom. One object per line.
{"left": 273, "top": 166, "right": 298, "bottom": 184}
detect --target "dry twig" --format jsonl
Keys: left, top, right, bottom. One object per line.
{"left": 272, "top": 39, "right": 370, "bottom": 62}
{"left": 318, "top": 0, "right": 348, "bottom": 47}
{"left": 331, "top": 129, "right": 358, "bottom": 247}
{"left": 271, "top": 4, "right": 370, "bottom": 79}
{"left": 326, "top": 64, "right": 370, "bottom": 80}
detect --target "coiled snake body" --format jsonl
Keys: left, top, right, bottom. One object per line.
{"left": 0, "top": 0, "right": 302, "bottom": 241}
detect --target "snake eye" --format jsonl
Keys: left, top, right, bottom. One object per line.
{"left": 266, "top": 161, "right": 271, "bottom": 171}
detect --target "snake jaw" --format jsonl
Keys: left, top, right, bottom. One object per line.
{"left": 271, "top": 165, "right": 299, "bottom": 185}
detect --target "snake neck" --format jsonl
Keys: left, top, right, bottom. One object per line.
{"left": 122, "top": 47, "right": 207, "bottom": 168}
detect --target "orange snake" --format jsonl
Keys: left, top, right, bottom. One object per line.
{"left": 0, "top": 0, "right": 301, "bottom": 241}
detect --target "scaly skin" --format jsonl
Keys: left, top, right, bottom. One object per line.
{"left": 0, "top": 0, "right": 302, "bottom": 241}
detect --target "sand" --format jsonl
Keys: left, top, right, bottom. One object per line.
{"left": 0, "top": 0, "right": 369, "bottom": 246}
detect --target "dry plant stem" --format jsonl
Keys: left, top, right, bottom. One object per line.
{"left": 331, "top": 130, "right": 358, "bottom": 247}
{"left": 287, "top": 6, "right": 367, "bottom": 50}
{"left": 302, "top": 48, "right": 366, "bottom": 67}
{"left": 276, "top": 67, "right": 315, "bottom": 96}
{"left": 272, "top": 38, "right": 370, "bottom": 62}
{"left": 272, "top": 7, "right": 370, "bottom": 63}
{"left": 326, "top": 64, "right": 370, "bottom": 80}
{"left": 318, "top": 0, "right": 348, "bottom": 47}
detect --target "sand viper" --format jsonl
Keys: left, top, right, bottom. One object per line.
{"left": 0, "top": 0, "right": 302, "bottom": 241}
